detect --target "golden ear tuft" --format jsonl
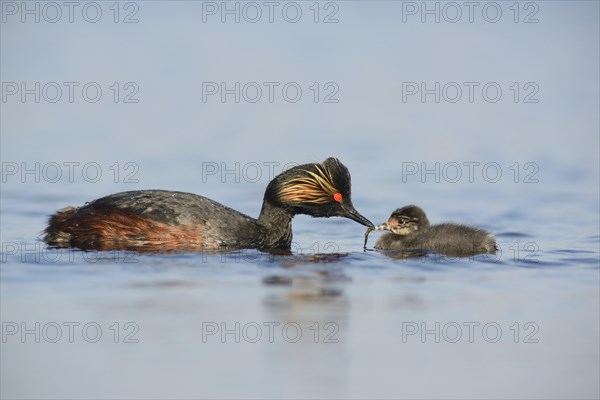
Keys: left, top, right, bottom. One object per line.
{"left": 279, "top": 163, "right": 339, "bottom": 204}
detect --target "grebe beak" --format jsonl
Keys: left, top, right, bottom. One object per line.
{"left": 342, "top": 205, "right": 374, "bottom": 228}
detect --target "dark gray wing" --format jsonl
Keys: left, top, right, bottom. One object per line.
{"left": 83, "top": 190, "right": 264, "bottom": 247}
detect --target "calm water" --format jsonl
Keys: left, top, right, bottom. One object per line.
{"left": 2, "top": 1, "right": 599, "bottom": 399}
{"left": 1, "top": 164, "right": 598, "bottom": 399}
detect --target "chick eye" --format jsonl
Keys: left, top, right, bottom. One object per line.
{"left": 398, "top": 219, "right": 406, "bottom": 225}
{"left": 333, "top": 193, "right": 343, "bottom": 202}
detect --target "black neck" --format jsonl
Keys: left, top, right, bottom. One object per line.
{"left": 257, "top": 201, "right": 293, "bottom": 248}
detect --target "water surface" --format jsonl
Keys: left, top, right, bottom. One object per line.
{"left": 1, "top": 1, "right": 599, "bottom": 398}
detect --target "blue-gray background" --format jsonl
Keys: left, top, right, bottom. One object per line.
{"left": 1, "top": 1, "right": 599, "bottom": 399}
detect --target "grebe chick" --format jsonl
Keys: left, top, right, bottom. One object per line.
{"left": 44, "top": 157, "right": 373, "bottom": 252}
{"left": 373, "top": 205, "right": 496, "bottom": 256}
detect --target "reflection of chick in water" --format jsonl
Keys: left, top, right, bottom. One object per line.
{"left": 374, "top": 205, "right": 497, "bottom": 257}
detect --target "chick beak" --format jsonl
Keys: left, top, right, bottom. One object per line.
{"left": 376, "top": 222, "right": 389, "bottom": 231}
{"left": 342, "top": 204, "right": 374, "bottom": 228}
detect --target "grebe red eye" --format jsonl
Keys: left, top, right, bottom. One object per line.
{"left": 333, "top": 193, "right": 342, "bottom": 202}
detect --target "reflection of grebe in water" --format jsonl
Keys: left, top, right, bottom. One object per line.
{"left": 372, "top": 205, "right": 497, "bottom": 257}
{"left": 43, "top": 158, "right": 373, "bottom": 252}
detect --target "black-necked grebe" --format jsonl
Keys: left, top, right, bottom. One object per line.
{"left": 371, "top": 205, "right": 496, "bottom": 256}
{"left": 43, "top": 157, "right": 373, "bottom": 252}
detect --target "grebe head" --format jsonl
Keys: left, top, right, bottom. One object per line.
{"left": 265, "top": 157, "right": 374, "bottom": 227}
{"left": 377, "top": 204, "right": 430, "bottom": 235}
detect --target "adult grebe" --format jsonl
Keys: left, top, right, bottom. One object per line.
{"left": 44, "top": 158, "right": 373, "bottom": 252}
